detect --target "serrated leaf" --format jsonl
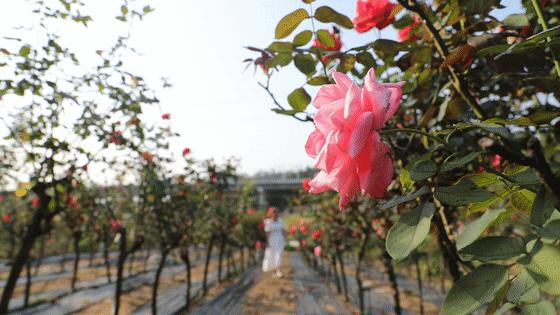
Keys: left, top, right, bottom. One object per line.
{"left": 294, "top": 54, "right": 316, "bottom": 76}
{"left": 293, "top": 30, "right": 313, "bottom": 46}
{"left": 267, "top": 53, "right": 293, "bottom": 67}
{"left": 459, "top": 236, "right": 525, "bottom": 262}
{"left": 442, "top": 264, "right": 509, "bottom": 315}
{"left": 267, "top": 41, "right": 293, "bottom": 53}
{"left": 520, "top": 241, "right": 560, "bottom": 296}
{"left": 520, "top": 300, "right": 556, "bottom": 314}
{"left": 287, "top": 87, "right": 311, "bottom": 112}
{"left": 379, "top": 186, "right": 431, "bottom": 210}
{"left": 503, "top": 14, "right": 529, "bottom": 28}
{"left": 316, "top": 29, "right": 335, "bottom": 48}
{"left": 506, "top": 269, "right": 540, "bottom": 305}
{"left": 456, "top": 208, "right": 506, "bottom": 250}
{"left": 461, "top": 172, "right": 500, "bottom": 187}
{"left": 442, "top": 152, "right": 481, "bottom": 172}
{"left": 509, "top": 189, "right": 536, "bottom": 213}
{"left": 410, "top": 160, "right": 437, "bottom": 181}
{"left": 306, "top": 76, "right": 330, "bottom": 86}
{"left": 314, "top": 6, "right": 353, "bottom": 29}
{"left": 275, "top": 8, "right": 309, "bottom": 39}
{"left": 435, "top": 180, "right": 495, "bottom": 207}
{"left": 386, "top": 202, "right": 435, "bottom": 260}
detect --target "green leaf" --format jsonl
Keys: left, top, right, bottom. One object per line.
{"left": 393, "top": 15, "right": 414, "bottom": 29}
{"left": 521, "top": 242, "right": 560, "bottom": 295}
{"left": 459, "top": 236, "right": 525, "bottom": 262}
{"left": 530, "top": 186, "right": 555, "bottom": 227}
{"left": 267, "top": 41, "right": 293, "bottom": 53}
{"left": 441, "top": 152, "right": 481, "bottom": 172}
{"left": 442, "top": 264, "right": 509, "bottom": 315}
{"left": 120, "top": 5, "right": 128, "bottom": 15}
{"left": 506, "top": 269, "right": 540, "bottom": 305}
{"left": 267, "top": 53, "right": 293, "bottom": 67}
{"left": 294, "top": 54, "right": 316, "bottom": 76}
{"left": 520, "top": 300, "right": 556, "bottom": 314}
{"left": 435, "top": 180, "right": 495, "bottom": 207}
{"left": 509, "top": 189, "right": 536, "bottom": 213}
{"left": 336, "top": 54, "right": 356, "bottom": 73}
{"left": 293, "top": 30, "right": 313, "bottom": 46}
{"left": 306, "top": 76, "right": 330, "bottom": 86}
{"left": 19, "top": 46, "right": 31, "bottom": 57}
{"left": 379, "top": 186, "right": 431, "bottom": 209}
{"left": 535, "top": 219, "right": 560, "bottom": 240}
{"left": 287, "top": 87, "right": 311, "bottom": 112}
{"left": 356, "top": 51, "right": 375, "bottom": 68}
{"left": 275, "top": 8, "right": 309, "bottom": 39}
{"left": 373, "top": 39, "right": 410, "bottom": 56}
{"left": 410, "top": 160, "right": 437, "bottom": 181}
{"left": 456, "top": 208, "right": 506, "bottom": 250}
{"left": 503, "top": 14, "right": 529, "bottom": 28}
{"left": 386, "top": 202, "right": 435, "bottom": 260}
{"left": 316, "top": 29, "right": 335, "bottom": 48}
{"left": 461, "top": 172, "right": 500, "bottom": 187}
{"left": 313, "top": 6, "right": 353, "bottom": 29}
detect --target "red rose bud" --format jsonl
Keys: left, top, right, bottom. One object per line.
{"left": 312, "top": 229, "right": 322, "bottom": 239}
{"left": 161, "top": 113, "right": 170, "bottom": 120}
{"left": 182, "top": 147, "right": 191, "bottom": 156}
{"left": 255, "top": 240, "right": 263, "bottom": 250}
{"left": 300, "top": 239, "right": 307, "bottom": 247}
{"left": 302, "top": 178, "right": 311, "bottom": 191}
{"left": 491, "top": 154, "right": 502, "bottom": 170}
{"left": 32, "top": 196, "right": 40, "bottom": 208}
{"left": 142, "top": 152, "right": 154, "bottom": 162}
{"left": 111, "top": 220, "right": 123, "bottom": 233}
{"left": 2, "top": 214, "right": 12, "bottom": 223}
{"left": 290, "top": 224, "right": 297, "bottom": 236}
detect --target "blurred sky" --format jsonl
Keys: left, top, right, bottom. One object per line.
{"left": 0, "top": 1, "right": 523, "bottom": 176}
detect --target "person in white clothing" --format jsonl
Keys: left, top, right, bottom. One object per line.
{"left": 262, "top": 207, "right": 285, "bottom": 278}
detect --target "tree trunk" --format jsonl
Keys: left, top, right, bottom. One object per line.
{"left": 336, "top": 250, "right": 349, "bottom": 302}
{"left": 202, "top": 236, "right": 215, "bottom": 295}
{"left": 382, "top": 250, "right": 402, "bottom": 315}
{"left": 356, "top": 232, "right": 370, "bottom": 314}
{"left": 239, "top": 246, "right": 245, "bottom": 271}
{"left": 143, "top": 249, "right": 150, "bottom": 272}
{"left": 151, "top": 249, "right": 168, "bottom": 315}
{"left": 34, "top": 236, "right": 46, "bottom": 276}
{"left": 128, "top": 250, "right": 135, "bottom": 277}
{"left": 0, "top": 197, "right": 46, "bottom": 314}
{"left": 217, "top": 235, "right": 226, "bottom": 282}
{"left": 180, "top": 247, "right": 192, "bottom": 310}
{"left": 415, "top": 255, "right": 425, "bottom": 315}
{"left": 71, "top": 231, "right": 82, "bottom": 292}
{"left": 88, "top": 240, "right": 95, "bottom": 267}
{"left": 23, "top": 260, "right": 32, "bottom": 308}
{"left": 103, "top": 231, "right": 112, "bottom": 284}
{"left": 113, "top": 228, "right": 127, "bottom": 315}
{"left": 331, "top": 254, "right": 342, "bottom": 294}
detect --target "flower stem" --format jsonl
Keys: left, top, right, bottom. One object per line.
{"left": 531, "top": 0, "right": 560, "bottom": 77}
{"left": 380, "top": 128, "right": 448, "bottom": 146}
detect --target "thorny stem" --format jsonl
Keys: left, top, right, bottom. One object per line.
{"left": 396, "top": 0, "right": 487, "bottom": 120}
{"left": 530, "top": 0, "right": 560, "bottom": 77}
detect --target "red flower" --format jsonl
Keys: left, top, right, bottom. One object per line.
{"left": 110, "top": 130, "right": 123, "bottom": 144}
{"left": 302, "top": 178, "right": 311, "bottom": 191}
{"left": 111, "top": 220, "right": 123, "bottom": 233}
{"left": 2, "top": 214, "right": 12, "bottom": 223}
{"left": 0, "top": 195, "right": 5, "bottom": 202}
{"left": 182, "top": 147, "right": 191, "bottom": 156}
{"left": 353, "top": 0, "right": 396, "bottom": 33}
{"left": 314, "top": 246, "right": 322, "bottom": 257}
{"left": 142, "top": 152, "right": 154, "bottom": 163}
{"left": 491, "top": 154, "right": 502, "bottom": 170}
{"left": 267, "top": 207, "right": 275, "bottom": 216}
{"left": 299, "top": 223, "right": 308, "bottom": 234}
{"left": 312, "top": 229, "right": 322, "bottom": 239}
{"left": 161, "top": 113, "right": 171, "bottom": 120}
{"left": 258, "top": 221, "right": 265, "bottom": 229}
{"left": 255, "top": 240, "right": 263, "bottom": 250}
{"left": 32, "top": 196, "right": 40, "bottom": 208}
{"left": 398, "top": 15, "right": 420, "bottom": 42}
{"left": 290, "top": 224, "right": 297, "bottom": 236}
{"left": 231, "top": 217, "right": 238, "bottom": 226}
{"left": 300, "top": 239, "right": 307, "bottom": 247}
{"left": 312, "top": 28, "right": 342, "bottom": 63}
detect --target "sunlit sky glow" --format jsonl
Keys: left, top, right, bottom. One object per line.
{"left": 0, "top": 0, "right": 522, "bottom": 176}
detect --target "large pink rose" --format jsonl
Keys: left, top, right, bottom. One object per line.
{"left": 305, "top": 68, "right": 403, "bottom": 209}
{"left": 353, "top": 0, "right": 396, "bottom": 33}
